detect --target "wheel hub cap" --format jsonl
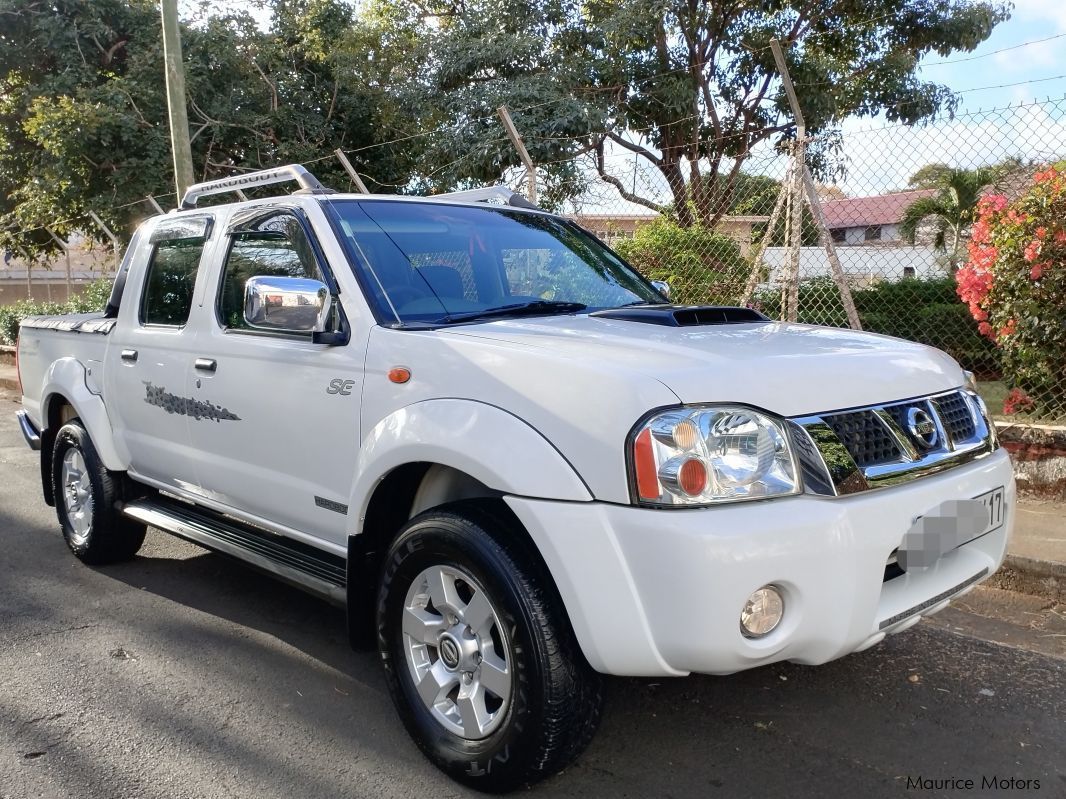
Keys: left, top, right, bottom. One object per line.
{"left": 60, "top": 449, "right": 93, "bottom": 545}
{"left": 401, "top": 565, "right": 513, "bottom": 740}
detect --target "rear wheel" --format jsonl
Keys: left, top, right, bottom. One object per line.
{"left": 52, "top": 421, "right": 146, "bottom": 564}
{"left": 377, "top": 502, "right": 603, "bottom": 792}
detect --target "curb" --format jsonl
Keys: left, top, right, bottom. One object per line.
{"left": 988, "top": 555, "right": 1066, "bottom": 603}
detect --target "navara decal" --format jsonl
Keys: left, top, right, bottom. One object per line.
{"left": 144, "top": 382, "right": 241, "bottom": 422}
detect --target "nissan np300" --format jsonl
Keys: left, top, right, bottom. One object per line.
{"left": 14, "top": 165, "right": 1014, "bottom": 791}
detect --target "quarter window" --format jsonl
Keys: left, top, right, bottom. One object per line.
{"left": 218, "top": 213, "right": 327, "bottom": 331}
{"left": 140, "top": 238, "right": 205, "bottom": 326}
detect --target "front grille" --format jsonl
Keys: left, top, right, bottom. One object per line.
{"left": 823, "top": 411, "right": 902, "bottom": 467}
{"left": 936, "top": 391, "right": 977, "bottom": 442}
{"left": 793, "top": 388, "right": 995, "bottom": 496}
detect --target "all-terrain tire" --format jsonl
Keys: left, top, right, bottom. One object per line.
{"left": 377, "top": 500, "right": 603, "bottom": 792}
{"left": 52, "top": 420, "right": 146, "bottom": 564}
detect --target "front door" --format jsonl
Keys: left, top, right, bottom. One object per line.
{"left": 185, "top": 208, "right": 362, "bottom": 548}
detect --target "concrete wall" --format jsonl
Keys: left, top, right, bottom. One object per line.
{"left": 0, "top": 279, "right": 104, "bottom": 307}
{"left": 760, "top": 245, "right": 944, "bottom": 285}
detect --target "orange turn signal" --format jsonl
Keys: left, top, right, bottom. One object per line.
{"left": 388, "top": 367, "right": 412, "bottom": 384}
{"left": 634, "top": 428, "right": 660, "bottom": 500}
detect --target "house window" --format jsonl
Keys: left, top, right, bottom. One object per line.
{"left": 903, "top": 266, "right": 916, "bottom": 279}
{"left": 864, "top": 225, "right": 883, "bottom": 242}
{"left": 830, "top": 228, "right": 846, "bottom": 243}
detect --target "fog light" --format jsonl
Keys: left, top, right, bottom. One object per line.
{"left": 740, "top": 586, "right": 784, "bottom": 638}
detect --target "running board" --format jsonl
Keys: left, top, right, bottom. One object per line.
{"left": 123, "top": 498, "right": 347, "bottom": 606}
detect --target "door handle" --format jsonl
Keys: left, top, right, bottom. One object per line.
{"left": 120, "top": 349, "right": 138, "bottom": 363}
{"left": 194, "top": 358, "right": 217, "bottom": 373}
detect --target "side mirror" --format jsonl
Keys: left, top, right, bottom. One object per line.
{"left": 650, "top": 280, "right": 672, "bottom": 301}
{"left": 244, "top": 276, "right": 331, "bottom": 334}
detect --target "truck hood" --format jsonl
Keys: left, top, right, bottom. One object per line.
{"left": 444, "top": 315, "right": 964, "bottom": 417}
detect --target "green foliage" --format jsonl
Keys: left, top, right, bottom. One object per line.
{"left": 380, "top": 0, "right": 1009, "bottom": 225}
{"left": 754, "top": 277, "right": 999, "bottom": 374}
{"left": 959, "top": 168, "right": 1066, "bottom": 416}
{"left": 0, "top": 0, "right": 425, "bottom": 256}
{"left": 0, "top": 279, "right": 114, "bottom": 346}
{"left": 614, "top": 219, "right": 747, "bottom": 305}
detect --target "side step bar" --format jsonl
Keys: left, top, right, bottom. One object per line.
{"left": 123, "top": 498, "right": 347, "bottom": 606}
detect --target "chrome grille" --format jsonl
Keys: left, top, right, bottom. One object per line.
{"left": 935, "top": 392, "right": 977, "bottom": 443}
{"left": 792, "top": 389, "right": 995, "bottom": 496}
{"left": 822, "top": 411, "right": 901, "bottom": 467}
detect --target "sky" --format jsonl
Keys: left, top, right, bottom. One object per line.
{"left": 915, "top": 0, "right": 1066, "bottom": 112}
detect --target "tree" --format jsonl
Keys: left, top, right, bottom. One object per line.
{"left": 899, "top": 166, "right": 1001, "bottom": 263}
{"left": 379, "top": 0, "right": 1009, "bottom": 226}
{"left": 0, "top": 0, "right": 423, "bottom": 254}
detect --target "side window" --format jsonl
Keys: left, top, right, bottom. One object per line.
{"left": 140, "top": 238, "right": 206, "bottom": 327}
{"left": 218, "top": 213, "right": 326, "bottom": 331}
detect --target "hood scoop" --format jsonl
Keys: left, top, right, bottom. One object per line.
{"left": 589, "top": 305, "right": 770, "bottom": 327}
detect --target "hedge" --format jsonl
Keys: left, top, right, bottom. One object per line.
{"left": 0, "top": 279, "right": 113, "bottom": 346}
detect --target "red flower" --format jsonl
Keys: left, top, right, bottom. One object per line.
{"left": 1030, "top": 263, "right": 1045, "bottom": 281}
{"left": 1033, "top": 167, "right": 1058, "bottom": 184}
{"left": 1003, "top": 388, "right": 1035, "bottom": 415}
{"left": 1023, "top": 239, "right": 1042, "bottom": 262}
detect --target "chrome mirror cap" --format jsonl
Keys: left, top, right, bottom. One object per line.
{"left": 243, "top": 276, "right": 331, "bottom": 334}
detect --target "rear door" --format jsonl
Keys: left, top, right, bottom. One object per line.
{"left": 106, "top": 216, "right": 214, "bottom": 493}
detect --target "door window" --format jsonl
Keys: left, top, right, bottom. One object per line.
{"left": 140, "top": 237, "right": 207, "bottom": 327}
{"left": 218, "top": 212, "right": 327, "bottom": 331}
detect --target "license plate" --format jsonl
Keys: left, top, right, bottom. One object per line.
{"left": 973, "top": 486, "right": 1006, "bottom": 539}
{"left": 898, "top": 486, "right": 1005, "bottom": 570}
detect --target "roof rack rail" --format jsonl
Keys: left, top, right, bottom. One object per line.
{"left": 433, "top": 186, "right": 539, "bottom": 209}
{"left": 179, "top": 164, "right": 333, "bottom": 210}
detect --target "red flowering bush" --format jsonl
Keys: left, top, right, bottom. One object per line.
{"left": 957, "top": 166, "right": 1066, "bottom": 417}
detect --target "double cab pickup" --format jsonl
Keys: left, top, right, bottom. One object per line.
{"left": 14, "top": 165, "right": 1014, "bottom": 791}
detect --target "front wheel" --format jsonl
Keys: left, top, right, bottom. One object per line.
{"left": 377, "top": 502, "right": 603, "bottom": 792}
{"left": 52, "top": 420, "right": 146, "bottom": 564}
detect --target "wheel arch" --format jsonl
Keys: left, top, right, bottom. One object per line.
{"left": 346, "top": 462, "right": 560, "bottom": 650}
{"left": 39, "top": 358, "right": 129, "bottom": 473}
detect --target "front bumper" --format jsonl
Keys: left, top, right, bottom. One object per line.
{"left": 505, "top": 448, "right": 1015, "bottom": 677}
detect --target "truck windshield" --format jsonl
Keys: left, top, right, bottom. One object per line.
{"left": 326, "top": 199, "right": 664, "bottom": 325}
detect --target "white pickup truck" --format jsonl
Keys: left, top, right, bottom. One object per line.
{"left": 15, "top": 165, "right": 1014, "bottom": 791}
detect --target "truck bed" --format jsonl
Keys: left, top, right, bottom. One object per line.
{"left": 17, "top": 312, "right": 114, "bottom": 424}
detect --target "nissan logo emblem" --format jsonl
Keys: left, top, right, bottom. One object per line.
{"left": 439, "top": 636, "right": 461, "bottom": 669}
{"left": 906, "top": 407, "right": 939, "bottom": 449}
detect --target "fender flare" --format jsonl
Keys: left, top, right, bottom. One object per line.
{"left": 347, "top": 399, "right": 592, "bottom": 536}
{"left": 40, "top": 358, "right": 129, "bottom": 471}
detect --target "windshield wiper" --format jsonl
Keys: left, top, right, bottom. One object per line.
{"left": 439, "top": 300, "right": 588, "bottom": 324}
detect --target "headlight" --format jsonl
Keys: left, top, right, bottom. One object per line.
{"left": 630, "top": 406, "right": 800, "bottom": 506}
{"left": 963, "top": 370, "right": 979, "bottom": 394}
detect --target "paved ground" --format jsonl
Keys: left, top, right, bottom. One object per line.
{"left": 1010, "top": 501, "right": 1066, "bottom": 564}
{"left": 1, "top": 395, "right": 1065, "bottom": 799}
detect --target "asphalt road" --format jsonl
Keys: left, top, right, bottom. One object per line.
{"left": 1, "top": 395, "right": 1064, "bottom": 799}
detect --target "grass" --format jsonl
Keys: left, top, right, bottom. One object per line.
{"left": 978, "top": 379, "right": 1066, "bottom": 425}
{"left": 977, "top": 380, "right": 1009, "bottom": 420}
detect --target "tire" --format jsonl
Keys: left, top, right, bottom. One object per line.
{"left": 377, "top": 501, "right": 603, "bottom": 792}
{"left": 52, "top": 420, "right": 146, "bottom": 565}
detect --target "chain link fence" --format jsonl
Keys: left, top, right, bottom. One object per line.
{"left": 3, "top": 97, "right": 1064, "bottom": 423}
{"left": 565, "top": 97, "right": 1066, "bottom": 424}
